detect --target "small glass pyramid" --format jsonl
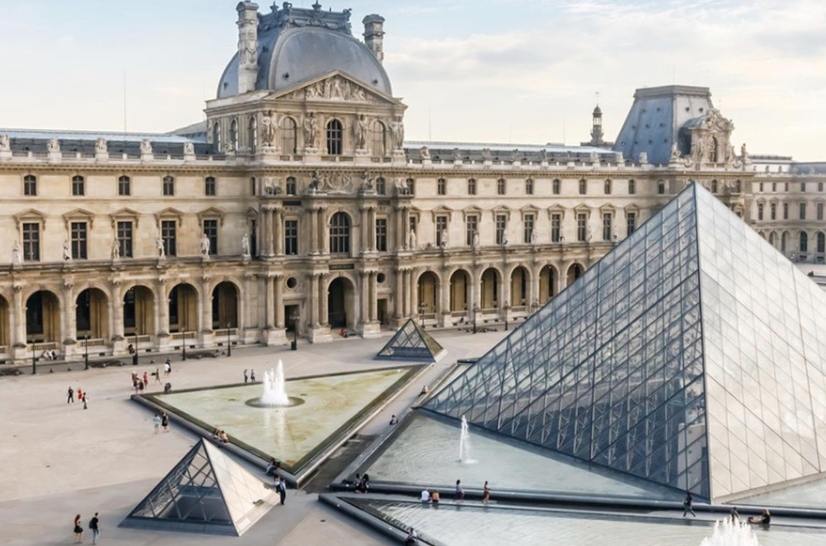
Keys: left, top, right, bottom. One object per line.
{"left": 425, "top": 182, "right": 826, "bottom": 503}
{"left": 376, "top": 318, "right": 446, "bottom": 362}
{"left": 121, "top": 439, "right": 276, "bottom": 535}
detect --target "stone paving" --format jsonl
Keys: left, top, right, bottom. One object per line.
{"left": 0, "top": 328, "right": 506, "bottom": 545}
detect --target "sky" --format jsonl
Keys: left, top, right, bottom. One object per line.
{"left": 0, "top": 0, "right": 824, "bottom": 159}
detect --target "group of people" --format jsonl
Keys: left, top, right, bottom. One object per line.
{"left": 152, "top": 412, "right": 170, "bottom": 434}
{"left": 211, "top": 428, "right": 229, "bottom": 443}
{"left": 66, "top": 386, "right": 89, "bottom": 410}
{"left": 243, "top": 369, "right": 257, "bottom": 383}
{"left": 684, "top": 492, "right": 771, "bottom": 526}
{"left": 42, "top": 349, "right": 60, "bottom": 360}
{"left": 72, "top": 513, "right": 100, "bottom": 544}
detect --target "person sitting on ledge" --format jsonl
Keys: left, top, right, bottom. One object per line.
{"left": 389, "top": 414, "right": 398, "bottom": 425}
{"left": 164, "top": 382, "right": 172, "bottom": 394}
{"left": 219, "top": 430, "right": 229, "bottom": 444}
{"left": 420, "top": 385, "right": 429, "bottom": 396}
{"left": 211, "top": 429, "right": 220, "bottom": 440}
{"left": 265, "top": 458, "right": 281, "bottom": 476}
{"left": 748, "top": 509, "right": 771, "bottom": 526}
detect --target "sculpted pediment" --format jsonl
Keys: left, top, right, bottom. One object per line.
{"left": 272, "top": 71, "right": 399, "bottom": 106}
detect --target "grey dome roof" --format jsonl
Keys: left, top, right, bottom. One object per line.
{"left": 217, "top": 5, "right": 391, "bottom": 99}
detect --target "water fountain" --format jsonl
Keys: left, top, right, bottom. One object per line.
{"left": 459, "top": 416, "right": 474, "bottom": 464}
{"left": 699, "top": 518, "right": 759, "bottom": 546}
{"left": 260, "top": 360, "right": 291, "bottom": 407}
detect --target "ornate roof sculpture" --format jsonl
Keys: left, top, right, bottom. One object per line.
{"left": 376, "top": 318, "right": 446, "bottom": 362}
{"left": 425, "top": 182, "right": 826, "bottom": 502}
{"left": 120, "top": 439, "right": 277, "bottom": 536}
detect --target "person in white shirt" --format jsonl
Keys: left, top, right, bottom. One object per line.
{"left": 420, "top": 489, "right": 430, "bottom": 503}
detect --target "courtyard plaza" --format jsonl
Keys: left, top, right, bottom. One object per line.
{"left": 0, "top": 328, "right": 505, "bottom": 545}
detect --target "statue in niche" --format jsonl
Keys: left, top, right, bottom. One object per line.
{"left": 355, "top": 114, "right": 368, "bottom": 150}
{"left": 501, "top": 232, "right": 508, "bottom": 245}
{"left": 12, "top": 241, "right": 21, "bottom": 264}
{"left": 330, "top": 78, "right": 344, "bottom": 100}
{"left": 419, "top": 146, "right": 430, "bottom": 160}
{"left": 440, "top": 228, "right": 448, "bottom": 248}
{"left": 0, "top": 134, "right": 9, "bottom": 151}
{"left": 472, "top": 230, "right": 480, "bottom": 249}
{"left": 183, "top": 142, "right": 195, "bottom": 155}
{"left": 408, "top": 228, "right": 417, "bottom": 250}
{"left": 111, "top": 237, "right": 120, "bottom": 260}
{"left": 303, "top": 113, "right": 318, "bottom": 149}
{"left": 389, "top": 118, "right": 404, "bottom": 149}
{"left": 323, "top": 79, "right": 332, "bottom": 98}
{"left": 261, "top": 110, "right": 277, "bottom": 147}
{"left": 530, "top": 229, "right": 538, "bottom": 245}
{"left": 47, "top": 138, "right": 60, "bottom": 153}
{"left": 95, "top": 138, "right": 107, "bottom": 154}
{"left": 156, "top": 237, "right": 166, "bottom": 259}
{"left": 242, "top": 233, "right": 251, "bottom": 257}
{"left": 670, "top": 142, "right": 680, "bottom": 162}
{"left": 140, "top": 139, "right": 153, "bottom": 155}
{"left": 351, "top": 85, "right": 366, "bottom": 102}
{"left": 63, "top": 240, "right": 72, "bottom": 261}
{"left": 360, "top": 170, "right": 375, "bottom": 193}
{"left": 200, "top": 234, "right": 212, "bottom": 257}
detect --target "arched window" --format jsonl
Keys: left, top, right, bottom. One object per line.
{"left": 604, "top": 179, "right": 612, "bottom": 195}
{"left": 709, "top": 137, "right": 719, "bottom": 163}
{"left": 326, "top": 119, "right": 343, "bottom": 155}
{"left": 72, "top": 175, "right": 85, "bottom": 196}
{"left": 711, "top": 180, "right": 718, "bottom": 194}
{"left": 800, "top": 232, "right": 809, "bottom": 253}
{"left": 376, "top": 177, "right": 386, "bottom": 195}
{"left": 205, "top": 176, "right": 216, "bottom": 196}
{"left": 497, "top": 178, "right": 506, "bottom": 195}
{"left": 628, "top": 179, "right": 636, "bottom": 195}
{"left": 329, "top": 212, "right": 351, "bottom": 254}
{"left": 248, "top": 116, "right": 258, "bottom": 154}
{"left": 818, "top": 232, "right": 825, "bottom": 254}
{"left": 468, "top": 178, "right": 477, "bottom": 195}
{"left": 578, "top": 179, "right": 587, "bottom": 195}
{"left": 769, "top": 232, "right": 776, "bottom": 247}
{"left": 229, "top": 118, "right": 238, "bottom": 152}
{"left": 24, "top": 174, "right": 37, "bottom": 196}
{"left": 552, "top": 179, "right": 561, "bottom": 195}
{"left": 372, "top": 121, "right": 387, "bottom": 157}
{"left": 286, "top": 177, "right": 297, "bottom": 196}
{"left": 163, "top": 175, "right": 174, "bottom": 196}
{"left": 118, "top": 175, "right": 131, "bottom": 196}
{"left": 781, "top": 232, "right": 788, "bottom": 252}
{"left": 406, "top": 178, "right": 415, "bottom": 195}
{"left": 281, "top": 117, "right": 297, "bottom": 154}
{"left": 212, "top": 122, "right": 221, "bottom": 152}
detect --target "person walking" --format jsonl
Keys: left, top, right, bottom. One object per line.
{"left": 250, "top": 369, "right": 256, "bottom": 383}
{"left": 154, "top": 368, "right": 161, "bottom": 384}
{"left": 277, "top": 478, "right": 287, "bottom": 505}
{"left": 89, "top": 512, "right": 100, "bottom": 544}
{"left": 77, "top": 388, "right": 83, "bottom": 402}
{"left": 683, "top": 491, "right": 696, "bottom": 518}
{"left": 73, "top": 514, "right": 84, "bottom": 543}
{"left": 153, "top": 413, "right": 162, "bottom": 434}
{"left": 67, "top": 386, "right": 75, "bottom": 404}
{"left": 244, "top": 369, "right": 249, "bottom": 384}
{"left": 82, "top": 392, "right": 89, "bottom": 410}
{"left": 454, "top": 479, "right": 464, "bottom": 501}
{"left": 482, "top": 481, "right": 490, "bottom": 504}
{"left": 161, "top": 412, "right": 170, "bottom": 433}
{"left": 164, "top": 359, "right": 171, "bottom": 376}
{"left": 143, "top": 371, "right": 148, "bottom": 385}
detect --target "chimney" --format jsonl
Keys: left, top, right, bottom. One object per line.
{"left": 362, "top": 14, "right": 385, "bottom": 64}
{"left": 236, "top": 2, "right": 259, "bottom": 94}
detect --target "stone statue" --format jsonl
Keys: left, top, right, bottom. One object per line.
{"left": 156, "top": 237, "right": 166, "bottom": 259}
{"left": 330, "top": 78, "right": 344, "bottom": 100}
{"left": 530, "top": 229, "right": 538, "bottom": 245}
{"left": 389, "top": 118, "right": 404, "bottom": 149}
{"left": 183, "top": 142, "right": 195, "bottom": 155}
{"left": 303, "top": 112, "right": 318, "bottom": 150}
{"left": 200, "top": 234, "right": 212, "bottom": 257}
{"left": 12, "top": 241, "right": 21, "bottom": 264}
{"left": 419, "top": 146, "right": 430, "bottom": 160}
{"left": 95, "top": 138, "right": 107, "bottom": 153}
{"left": 638, "top": 151, "right": 648, "bottom": 164}
{"left": 472, "top": 230, "right": 480, "bottom": 249}
{"left": 408, "top": 229, "right": 417, "bottom": 250}
{"left": 111, "top": 237, "right": 120, "bottom": 260}
{"left": 670, "top": 142, "right": 680, "bottom": 162}
{"left": 0, "top": 134, "right": 9, "bottom": 151}
{"left": 482, "top": 148, "right": 492, "bottom": 162}
{"left": 47, "top": 138, "right": 60, "bottom": 153}
{"left": 440, "top": 228, "right": 448, "bottom": 248}
{"left": 501, "top": 232, "right": 508, "bottom": 245}
{"left": 741, "top": 142, "right": 748, "bottom": 161}
{"left": 63, "top": 240, "right": 72, "bottom": 261}
{"left": 694, "top": 138, "right": 705, "bottom": 163}
{"left": 360, "top": 171, "right": 375, "bottom": 193}
{"left": 355, "top": 114, "right": 368, "bottom": 150}
{"left": 241, "top": 233, "right": 251, "bottom": 257}
{"left": 453, "top": 148, "right": 462, "bottom": 162}
{"left": 140, "top": 139, "right": 153, "bottom": 155}
{"left": 261, "top": 110, "right": 277, "bottom": 147}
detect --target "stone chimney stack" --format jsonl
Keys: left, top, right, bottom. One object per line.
{"left": 362, "top": 14, "right": 385, "bottom": 64}
{"left": 236, "top": 2, "right": 259, "bottom": 94}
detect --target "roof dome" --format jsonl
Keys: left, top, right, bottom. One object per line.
{"left": 217, "top": 4, "right": 392, "bottom": 99}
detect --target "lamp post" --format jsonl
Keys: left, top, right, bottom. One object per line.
{"left": 133, "top": 332, "right": 139, "bottom": 366}
{"left": 31, "top": 346, "right": 37, "bottom": 375}
{"left": 503, "top": 300, "right": 510, "bottom": 331}
{"left": 84, "top": 333, "right": 89, "bottom": 370}
{"left": 226, "top": 322, "right": 232, "bottom": 357}
{"left": 472, "top": 304, "right": 479, "bottom": 334}
{"left": 181, "top": 333, "right": 187, "bottom": 361}
{"left": 418, "top": 302, "right": 426, "bottom": 328}
{"left": 290, "top": 309, "right": 299, "bottom": 351}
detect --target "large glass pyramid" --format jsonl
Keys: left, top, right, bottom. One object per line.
{"left": 121, "top": 439, "right": 276, "bottom": 536}
{"left": 425, "top": 182, "right": 826, "bottom": 502}
{"left": 376, "top": 318, "right": 446, "bottom": 362}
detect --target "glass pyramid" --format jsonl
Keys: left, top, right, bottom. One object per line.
{"left": 376, "top": 318, "right": 446, "bottom": 362}
{"left": 121, "top": 439, "right": 276, "bottom": 536}
{"left": 425, "top": 182, "right": 826, "bottom": 502}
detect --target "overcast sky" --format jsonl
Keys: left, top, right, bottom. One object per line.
{"left": 1, "top": 0, "right": 824, "bottom": 159}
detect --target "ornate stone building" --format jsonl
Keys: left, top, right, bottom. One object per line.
{"left": 0, "top": 2, "right": 823, "bottom": 364}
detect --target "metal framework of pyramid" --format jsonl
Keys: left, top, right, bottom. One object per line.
{"left": 425, "top": 182, "right": 826, "bottom": 502}
{"left": 120, "top": 439, "right": 277, "bottom": 536}
{"left": 376, "top": 318, "right": 446, "bottom": 362}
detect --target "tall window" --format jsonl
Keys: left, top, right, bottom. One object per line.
{"left": 163, "top": 176, "right": 175, "bottom": 196}
{"left": 437, "top": 178, "right": 446, "bottom": 196}
{"left": 372, "top": 122, "right": 387, "bottom": 156}
{"left": 772, "top": 182, "right": 777, "bottom": 192}
{"left": 281, "top": 117, "right": 297, "bottom": 154}
{"left": 525, "top": 179, "right": 534, "bottom": 195}
{"left": 602, "top": 212, "right": 613, "bottom": 241}
{"left": 628, "top": 179, "right": 636, "bottom": 195}
{"left": 376, "top": 177, "right": 386, "bottom": 195}
{"left": 782, "top": 232, "right": 788, "bottom": 252}
{"left": 406, "top": 178, "right": 415, "bottom": 195}
{"left": 376, "top": 218, "right": 388, "bottom": 252}
{"left": 759, "top": 182, "right": 764, "bottom": 192}
{"left": 118, "top": 175, "right": 131, "bottom": 196}
{"left": 627, "top": 212, "right": 637, "bottom": 235}
{"left": 735, "top": 180, "right": 742, "bottom": 193}
{"left": 329, "top": 212, "right": 350, "bottom": 254}
{"left": 818, "top": 203, "right": 824, "bottom": 221}
{"left": 497, "top": 178, "right": 506, "bottom": 195}
{"left": 117, "top": 221, "right": 133, "bottom": 258}
{"left": 578, "top": 179, "right": 587, "bottom": 195}
{"left": 465, "top": 215, "right": 478, "bottom": 246}
{"left": 248, "top": 116, "right": 258, "bottom": 154}
{"left": 468, "top": 178, "right": 477, "bottom": 195}
{"left": 286, "top": 177, "right": 297, "bottom": 195}
{"left": 72, "top": 175, "right": 85, "bottom": 196}
{"left": 785, "top": 183, "right": 789, "bottom": 192}
{"left": 800, "top": 232, "right": 809, "bottom": 253}
{"left": 23, "top": 223, "right": 40, "bottom": 261}
{"left": 284, "top": 220, "right": 298, "bottom": 255}
{"left": 771, "top": 203, "right": 777, "bottom": 220}
{"left": 820, "top": 182, "right": 824, "bottom": 192}
{"left": 161, "top": 220, "right": 177, "bottom": 257}
{"left": 800, "top": 203, "right": 807, "bottom": 220}
{"left": 495, "top": 214, "right": 507, "bottom": 245}
{"left": 409, "top": 216, "right": 418, "bottom": 240}
{"left": 577, "top": 213, "right": 587, "bottom": 242}
{"left": 553, "top": 179, "right": 561, "bottom": 195}
{"left": 758, "top": 203, "right": 764, "bottom": 221}
{"left": 229, "top": 118, "right": 239, "bottom": 152}
{"left": 819, "top": 232, "right": 826, "bottom": 254}
{"left": 203, "top": 219, "right": 218, "bottom": 256}
{"left": 523, "top": 214, "right": 535, "bottom": 244}
{"left": 604, "top": 179, "right": 612, "bottom": 195}
{"left": 551, "top": 213, "right": 562, "bottom": 242}
{"left": 71, "top": 222, "right": 88, "bottom": 260}
{"left": 783, "top": 202, "right": 789, "bottom": 220}
{"left": 711, "top": 180, "right": 718, "bottom": 194}
{"left": 658, "top": 180, "right": 665, "bottom": 194}
{"left": 205, "top": 176, "right": 216, "bottom": 196}
{"left": 250, "top": 220, "right": 257, "bottom": 257}
{"left": 801, "top": 182, "right": 807, "bottom": 193}
{"left": 212, "top": 122, "right": 221, "bottom": 152}
{"left": 24, "top": 175, "right": 37, "bottom": 196}
{"left": 326, "top": 119, "right": 343, "bottom": 155}
{"left": 436, "top": 216, "right": 448, "bottom": 246}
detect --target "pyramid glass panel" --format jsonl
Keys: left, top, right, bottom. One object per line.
{"left": 376, "top": 318, "right": 445, "bottom": 362}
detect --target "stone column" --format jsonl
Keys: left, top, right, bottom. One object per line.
{"left": 360, "top": 272, "right": 370, "bottom": 326}
{"left": 395, "top": 207, "right": 404, "bottom": 251}
{"left": 360, "top": 207, "right": 370, "bottom": 254}
{"left": 275, "top": 208, "right": 284, "bottom": 256}
{"left": 531, "top": 267, "right": 541, "bottom": 310}
{"left": 369, "top": 208, "right": 377, "bottom": 251}
{"left": 309, "top": 209, "right": 318, "bottom": 254}
{"left": 502, "top": 269, "right": 512, "bottom": 316}
{"left": 440, "top": 272, "right": 451, "bottom": 327}
{"left": 471, "top": 267, "right": 481, "bottom": 315}
{"left": 319, "top": 273, "right": 329, "bottom": 326}
{"left": 402, "top": 208, "right": 410, "bottom": 250}
{"left": 319, "top": 207, "right": 329, "bottom": 255}
{"left": 402, "top": 269, "right": 410, "bottom": 317}
{"left": 63, "top": 283, "right": 76, "bottom": 346}
{"left": 265, "top": 207, "right": 275, "bottom": 256}
{"left": 264, "top": 275, "right": 275, "bottom": 329}
{"left": 370, "top": 272, "right": 378, "bottom": 322}
{"left": 394, "top": 269, "right": 404, "bottom": 320}
{"left": 309, "top": 273, "right": 319, "bottom": 327}
{"left": 111, "top": 282, "right": 123, "bottom": 342}
{"left": 13, "top": 285, "right": 24, "bottom": 348}
{"left": 157, "top": 281, "right": 170, "bottom": 336}
{"left": 274, "top": 274, "right": 285, "bottom": 329}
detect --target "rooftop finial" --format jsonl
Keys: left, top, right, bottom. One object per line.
{"left": 312, "top": 1, "right": 322, "bottom": 10}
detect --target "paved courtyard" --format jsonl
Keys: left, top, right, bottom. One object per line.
{"left": 0, "top": 329, "right": 506, "bottom": 545}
